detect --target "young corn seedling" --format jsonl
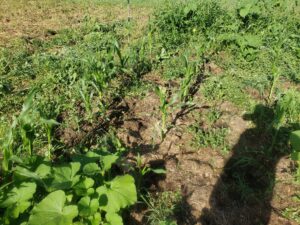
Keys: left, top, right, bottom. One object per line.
{"left": 268, "top": 64, "right": 280, "bottom": 104}
{"left": 155, "top": 86, "right": 169, "bottom": 139}
{"left": 269, "top": 89, "right": 299, "bottom": 152}
{"left": 1, "top": 120, "right": 16, "bottom": 172}
{"left": 78, "top": 79, "right": 94, "bottom": 122}
{"left": 114, "top": 40, "right": 129, "bottom": 72}
{"left": 17, "top": 90, "right": 38, "bottom": 157}
{"left": 179, "top": 55, "right": 197, "bottom": 104}
{"left": 268, "top": 49, "right": 281, "bottom": 104}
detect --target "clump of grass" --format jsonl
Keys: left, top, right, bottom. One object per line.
{"left": 190, "top": 125, "right": 229, "bottom": 152}
{"left": 201, "top": 74, "right": 251, "bottom": 109}
{"left": 143, "top": 191, "right": 181, "bottom": 225}
{"left": 205, "top": 108, "right": 222, "bottom": 125}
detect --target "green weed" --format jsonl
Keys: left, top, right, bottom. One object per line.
{"left": 143, "top": 191, "right": 181, "bottom": 225}
{"left": 190, "top": 125, "right": 229, "bottom": 152}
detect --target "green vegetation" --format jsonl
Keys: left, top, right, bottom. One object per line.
{"left": 143, "top": 191, "right": 181, "bottom": 225}
{"left": 0, "top": 0, "right": 300, "bottom": 224}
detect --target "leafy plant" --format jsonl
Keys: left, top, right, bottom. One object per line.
{"left": 28, "top": 190, "right": 78, "bottom": 225}
{"left": 78, "top": 79, "right": 94, "bottom": 122}
{"left": 142, "top": 191, "right": 181, "bottom": 225}
{"left": 190, "top": 125, "right": 229, "bottom": 152}
{"left": 0, "top": 149, "right": 137, "bottom": 225}
{"left": 179, "top": 56, "right": 197, "bottom": 104}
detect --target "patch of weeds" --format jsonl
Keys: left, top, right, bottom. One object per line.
{"left": 201, "top": 74, "right": 251, "bottom": 109}
{"left": 160, "top": 55, "right": 185, "bottom": 79}
{"left": 143, "top": 191, "right": 181, "bottom": 225}
{"left": 282, "top": 207, "right": 300, "bottom": 224}
{"left": 150, "top": 0, "right": 224, "bottom": 50}
{"left": 190, "top": 125, "right": 229, "bottom": 152}
{"left": 205, "top": 108, "right": 222, "bottom": 125}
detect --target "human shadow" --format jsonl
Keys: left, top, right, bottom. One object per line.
{"left": 200, "top": 104, "right": 295, "bottom": 225}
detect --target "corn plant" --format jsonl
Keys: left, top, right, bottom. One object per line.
{"left": 1, "top": 90, "right": 37, "bottom": 171}
{"left": 270, "top": 89, "right": 300, "bottom": 151}
{"left": 17, "top": 90, "right": 38, "bottom": 156}
{"left": 78, "top": 79, "right": 94, "bottom": 122}
{"left": 1, "top": 120, "right": 16, "bottom": 172}
{"left": 114, "top": 41, "right": 129, "bottom": 72}
{"left": 179, "top": 56, "right": 197, "bottom": 104}
{"left": 91, "top": 81, "right": 106, "bottom": 116}
{"left": 268, "top": 64, "right": 280, "bottom": 104}
{"left": 155, "top": 86, "right": 169, "bottom": 139}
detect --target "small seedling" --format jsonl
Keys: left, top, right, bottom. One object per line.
{"left": 155, "top": 86, "right": 169, "bottom": 139}
{"left": 40, "top": 118, "right": 59, "bottom": 159}
{"left": 78, "top": 79, "right": 94, "bottom": 122}
{"left": 179, "top": 55, "right": 196, "bottom": 104}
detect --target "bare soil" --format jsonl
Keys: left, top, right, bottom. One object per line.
{"left": 114, "top": 84, "right": 300, "bottom": 225}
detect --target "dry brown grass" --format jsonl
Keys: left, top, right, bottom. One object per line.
{"left": 0, "top": 0, "right": 153, "bottom": 46}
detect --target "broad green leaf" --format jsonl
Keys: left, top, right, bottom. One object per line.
{"left": 0, "top": 182, "right": 36, "bottom": 218}
{"left": 78, "top": 196, "right": 99, "bottom": 217}
{"left": 71, "top": 152, "right": 100, "bottom": 166}
{"left": 96, "top": 175, "right": 137, "bottom": 212}
{"left": 28, "top": 190, "right": 78, "bottom": 225}
{"left": 35, "top": 163, "right": 51, "bottom": 178}
{"left": 14, "top": 166, "right": 43, "bottom": 183}
{"left": 73, "top": 177, "right": 95, "bottom": 196}
{"left": 46, "top": 162, "right": 81, "bottom": 192}
{"left": 101, "top": 155, "right": 118, "bottom": 172}
{"left": 83, "top": 163, "right": 101, "bottom": 176}
{"left": 88, "top": 212, "right": 102, "bottom": 225}
{"left": 78, "top": 212, "right": 101, "bottom": 225}
{"left": 0, "top": 182, "right": 36, "bottom": 208}
{"left": 105, "top": 212, "right": 123, "bottom": 225}
{"left": 7, "top": 201, "right": 31, "bottom": 218}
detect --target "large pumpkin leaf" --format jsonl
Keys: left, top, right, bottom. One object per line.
{"left": 14, "top": 163, "right": 51, "bottom": 188}
{"left": 83, "top": 163, "right": 101, "bottom": 176}
{"left": 101, "top": 155, "right": 118, "bottom": 172}
{"left": 78, "top": 196, "right": 99, "bottom": 217}
{"left": 28, "top": 190, "right": 78, "bottom": 225}
{"left": 46, "top": 162, "right": 81, "bottom": 192}
{"left": 73, "top": 177, "right": 95, "bottom": 196}
{"left": 96, "top": 175, "right": 137, "bottom": 212}
{"left": 105, "top": 212, "right": 123, "bottom": 225}
{"left": 72, "top": 151, "right": 119, "bottom": 173}
{"left": 0, "top": 182, "right": 36, "bottom": 218}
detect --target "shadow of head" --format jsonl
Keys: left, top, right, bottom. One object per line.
{"left": 243, "top": 104, "right": 274, "bottom": 130}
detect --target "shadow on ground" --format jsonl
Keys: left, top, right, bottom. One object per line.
{"left": 200, "top": 104, "right": 294, "bottom": 225}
